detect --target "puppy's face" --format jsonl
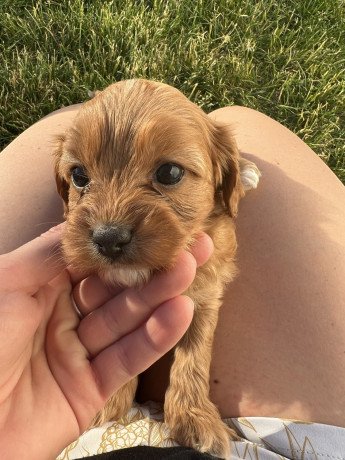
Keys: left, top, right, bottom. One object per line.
{"left": 55, "top": 80, "right": 242, "bottom": 286}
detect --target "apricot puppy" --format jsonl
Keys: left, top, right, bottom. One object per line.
{"left": 54, "top": 79, "right": 258, "bottom": 458}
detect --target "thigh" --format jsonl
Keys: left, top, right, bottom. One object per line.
{"left": 209, "top": 106, "right": 345, "bottom": 426}
{"left": 0, "top": 105, "right": 81, "bottom": 254}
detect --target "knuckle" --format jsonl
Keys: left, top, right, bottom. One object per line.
{"left": 115, "top": 342, "right": 135, "bottom": 379}
{"left": 102, "top": 302, "right": 122, "bottom": 336}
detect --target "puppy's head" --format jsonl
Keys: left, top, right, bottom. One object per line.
{"left": 54, "top": 79, "right": 243, "bottom": 286}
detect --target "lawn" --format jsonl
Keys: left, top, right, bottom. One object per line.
{"left": 1, "top": 0, "right": 344, "bottom": 183}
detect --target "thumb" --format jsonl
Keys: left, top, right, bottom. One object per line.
{"left": 0, "top": 223, "right": 66, "bottom": 294}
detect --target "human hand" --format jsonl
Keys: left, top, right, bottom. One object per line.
{"left": 0, "top": 224, "right": 213, "bottom": 460}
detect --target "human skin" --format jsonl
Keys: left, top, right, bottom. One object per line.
{"left": 1, "top": 103, "right": 345, "bottom": 429}
{"left": 208, "top": 107, "right": 345, "bottom": 427}
{"left": 0, "top": 222, "right": 213, "bottom": 460}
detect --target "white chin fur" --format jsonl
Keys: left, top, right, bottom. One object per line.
{"left": 100, "top": 266, "right": 152, "bottom": 288}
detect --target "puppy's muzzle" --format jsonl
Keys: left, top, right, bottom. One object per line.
{"left": 92, "top": 224, "right": 132, "bottom": 260}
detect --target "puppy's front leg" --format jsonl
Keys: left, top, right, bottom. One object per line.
{"left": 92, "top": 377, "right": 138, "bottom": 426}
{"left": 164, "top": 303, "right": 236, "bottom": 459}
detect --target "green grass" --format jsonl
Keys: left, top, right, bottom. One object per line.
{"left": 1, "top": 0, "right": 344, "bottom": 182}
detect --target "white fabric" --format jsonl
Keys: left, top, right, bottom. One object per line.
{"left": 57, "top": 402, "right": 345, "bottom": 459}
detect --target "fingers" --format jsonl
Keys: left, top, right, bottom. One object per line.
{"left": 78, "top": 251, "right": 196, "bottom": 356}
{"left": 72, "top": 275, "right": 123, "bottom": 317}
{"left": 92, "top": 295, "right": 194, "bottom": 398}
{"left": 188, "top": 232, "right": 214, "bottom": 267}
{"left": 47, "top": 280, "right": 194, "bottom": 430}
{"left": 0, "top": 224, "right": 65, "bottom": 294}
{"left": 73, "top": 233, "right": 214, "bottom": 316}
{"left": 46, "top": 233, "right": 212, "bottom": 428}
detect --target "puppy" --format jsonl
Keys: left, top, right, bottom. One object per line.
{"left": 54, "top": 79, "right": 260, "bottom": 458}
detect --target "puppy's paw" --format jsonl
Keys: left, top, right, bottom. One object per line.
{"left": 239, "top": 158, "right": 261, "bottom": 191}
{"left": 91, "top": 377, "right": 138, "bottom": 426}
{"left": 167, "top": 409, "right": 237, "bottom": 459}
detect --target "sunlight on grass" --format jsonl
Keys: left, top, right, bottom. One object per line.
{"left": 0, "top": 0, "right": 344, "bottom": 182}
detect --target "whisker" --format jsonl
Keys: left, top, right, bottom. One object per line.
{"left": 43, "top": 241, "right": 66, "bottom": 271}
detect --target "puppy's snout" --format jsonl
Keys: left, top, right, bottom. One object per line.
{"left": 92, "top": 224, "right": 132, "bottom": 260}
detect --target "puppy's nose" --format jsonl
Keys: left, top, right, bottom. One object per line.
{"left": 92, "top": 224, "right": 132, "bottom": 260}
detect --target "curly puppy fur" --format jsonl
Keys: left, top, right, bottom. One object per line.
{"left": 54, "top": 79, "right": 258, "bottom": 458}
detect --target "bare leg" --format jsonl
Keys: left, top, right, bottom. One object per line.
{"left": 0, "top": 105, "right": 81, "bottom": 254}
{"left": 209, "top": 107, "right": 345, "bottom": 427}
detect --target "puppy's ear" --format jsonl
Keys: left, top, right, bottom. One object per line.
{"left": 53, "top": 134, "right": 69, "bottom": 213}
{"left": 210, "top": 121, "right": 244, "bottom": 217}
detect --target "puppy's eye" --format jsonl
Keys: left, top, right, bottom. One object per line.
{"left": 155, "top": 163, "right": 184, "bottom": 185}
{"left": 71, "top": 166, "right": 90, "bottom": 189}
